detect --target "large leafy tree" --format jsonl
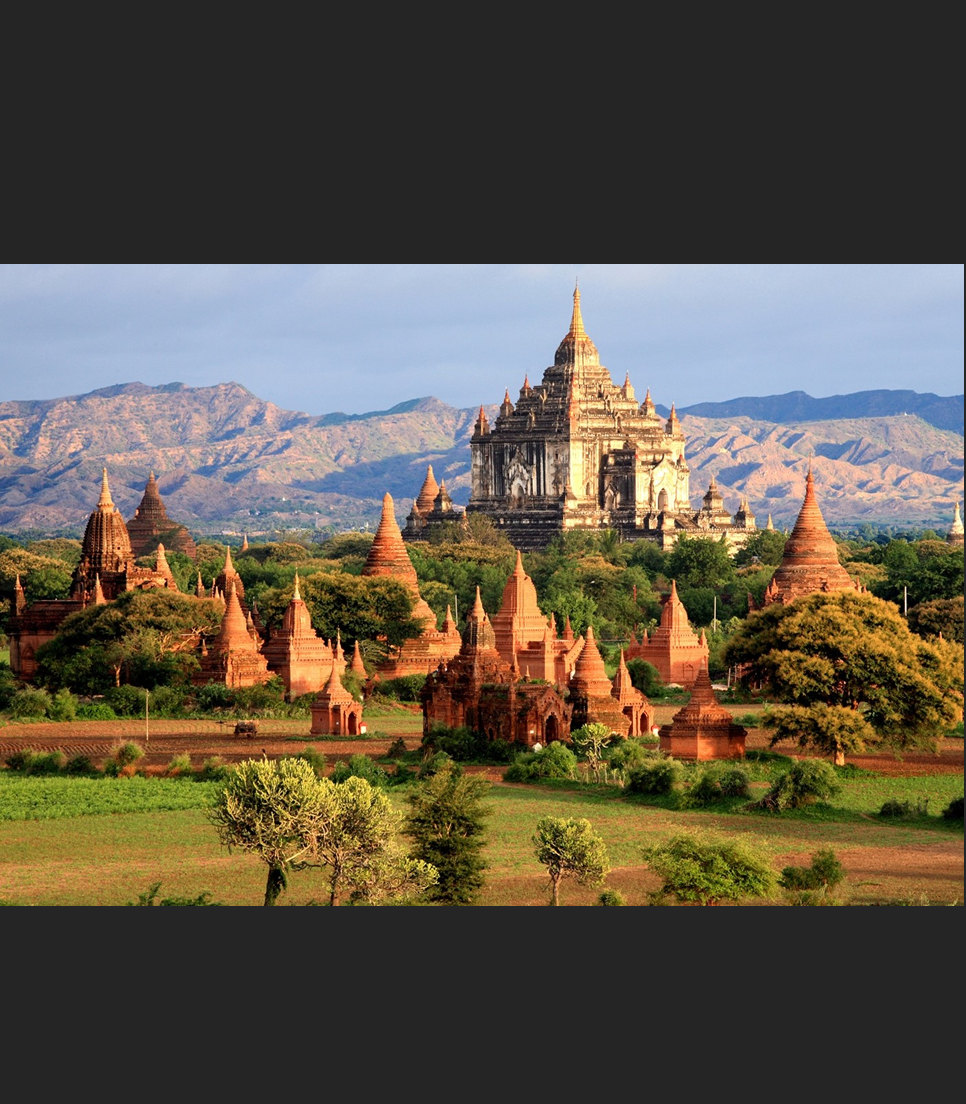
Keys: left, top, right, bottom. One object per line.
{"left": 208, "top": 757, "right": 334, "bottom": 907}
{"left": 405, "top": 760, "right": 492, "bottom": 905}
{"left": 725, "top": 591, "right": 964, "bottom": 765}
{"left": 35, "top": 589, "right": 225, "bottom": 693}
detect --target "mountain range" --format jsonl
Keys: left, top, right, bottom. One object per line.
{"left": 0, "top": 383, "right": 962, "bottom": 536}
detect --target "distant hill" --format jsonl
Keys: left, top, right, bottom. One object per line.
{"left": 661, "top": 390, "right": 964, "bottom": 436}
{"left": 0, "top": 383, "right": 961, "bottom": 536}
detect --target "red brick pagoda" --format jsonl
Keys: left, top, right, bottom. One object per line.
{"left": 627, "top": 581, "right": 709, "bottom": 688}
{"left": 194, "top": 583, "right": 272, "bottom": 690}
{"left": 126, "top": 473, "right": 197, "bottom": 561}
{"left": 659, "top": 665, "right": 747, "bottom": 761}
{"left": 262, "top": 574, "right": 335, "bottom": 699}
{"left": 760, "top": 466, "right": 861, "bottom": 607}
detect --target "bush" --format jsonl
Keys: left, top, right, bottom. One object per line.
{"left": 46, "top": 690, "right": 77, "bottom": 723}
{"left": 386, "top": 738, "right": 409, "bottom": 760}
{"left": 608, "top": 738, "right": 660, "bottom": 777}
{"left": 198, "top": 757, "right": 232, "bottom": 783}
{"left": 941, "top": 796, "right": 963, "bottom": 822}
{"left": 10, "top": 689, "right": 52, "bottom": 720}
{"left": 626, "top": 659, "right": 665, "bottom": 698}
{"left": 130, "top": 883, "right": 223, "bottom": 907}
{"left": 644, "top": 832, "right": 777, "bottom": 906}
{"left": 285, "top": 747, "right": 328, "bottom": 778}
{"left": 757, "top": 759, "right": 841, "bottom": 812}
{"left": 26, "top": 750, "right": 67, "bottom": 775}
{"left": 375, "top": 675, "right": 427, "bottom": 703}
{"left": 503, "top": 743, "right": 578, "bottom": 784}
{"left": 422, "top": 725, "right": 482, "bottom": 762}
{"left": 598, "top": 890, "right": 627, "bottom": 906}
{"left": 109, "top": 742, "right": 146, "bottom": 770}
{"left": 879, "top": 798, "right": 930, "bottom": 820}
{"left": 104, "top": 686, "right": 149, "bottom": 718}
{"left": 330, "top": 754, "right": 390, "bottom": 789}
{"left": 5, "top": 748, "right": 38, "bottom": 772}
{"left": 65, "top": 755, "right": 97, "bottom": 776}
{"left": 195, "top": 683, "right": 234, "bottom": 712}
{"left": 147, "top": 686, "right": 188, "bottom": 718}
{"left": 780, "top": 849, "right": 847, "bottom": 894}
{"left": 77, "top": 703, "right": 118, "bottom": 721}
{"left": 625, "top": 757, "right": 685, "bottom": 797}
{"left": 165, "top": 754, "right": 195, "bottom": 778}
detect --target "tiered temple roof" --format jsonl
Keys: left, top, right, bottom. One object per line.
{"left": 364, "top": 493, "right": 461, "bottom": 678}
{"left": 311, "top": 664, "right": 364, "bottom": 737}
{"left": 628, "top": 581, "right": 709, "bottom": 688}
{"left": 569, "top": 625, "right": 633, "bottom": 736}
{"left": 659, "top": 665, "right": 747, "bottom": 761}
{"left": 194, "top": 583, "right": 272, "bottom": 689}
{"left": 761, "top": 467, "right": 861, "bottom": 607}
{"left": 262, "top": 574, "right": 335, "bottom": 699}
{"left": 421, "top": 589, "right": 572, "bottom": 748}
{"left": 126, "top": 473, "right": 197, "bottom": 561}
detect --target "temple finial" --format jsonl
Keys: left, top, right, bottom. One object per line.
{"left": 569, "top": 284, "right": 588, "bottom": 340}
{"left": 98, "top": 468, "right": 115, "bottom": 510}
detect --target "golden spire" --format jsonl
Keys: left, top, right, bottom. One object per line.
{"left": 293, "top": 571, "right": 302, "bottom": 602}
{"left": 98, "top": 469, "right": 115, "bottom": 511}
{"left": 569, "top": 284, "right": 588, "bottom": 340}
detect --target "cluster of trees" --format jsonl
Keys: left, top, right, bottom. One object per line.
{"left": 210, "top": 755, "right": 494, "bottom": 907}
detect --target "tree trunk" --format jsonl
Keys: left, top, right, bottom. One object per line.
{"left": 551, "top": 875, "right": 561, "bottom": 906}
{"left": 264, "top": 865, "right": 286, "bottom": 907}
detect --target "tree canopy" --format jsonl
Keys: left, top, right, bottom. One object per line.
{"left": 724, "top": 591, "right": 965, "bottom": 764}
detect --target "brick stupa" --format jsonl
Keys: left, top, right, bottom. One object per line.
{"left": 194, "top": 583, "right": 272, "bottom": 689}
{"left": 761, "top": 467, "right": 861, "bottom": 607}
{"left": 262, "top": 574, "right": 335, "bottom": 699}
{"left": 490, "top": 552, "right": 582, "bottom": 686}
{"left": 613, "top": 650, "right": 654, "bottom": 738}
{"left": 311, "top": 664, "right": 365, "bottom": 737}
{"left": 659, "top": 665, "right": 747, "bottom": 761}
{"left": 628, "top": 581, "right": 709, "bottom": 688}
{"left": 421, "top": 589, "right": 572, "bottom": 748}
{"left": 364, "top": 493, "right": 461, "bottom": 679}
{"left": 127, "top": 473, "right": 197, "bottom": 561}
{"left": 569, "top": 625, "right": 633, "bottom": 736}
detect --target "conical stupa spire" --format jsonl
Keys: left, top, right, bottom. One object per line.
{"left": 97, "top": 469, "right": 115, "bottom": 510}
{"left": 293, "top": 571, "right": 302, "bottom": 602}
{"left": 569, "top": 285, "right": 588, "bottom": 340}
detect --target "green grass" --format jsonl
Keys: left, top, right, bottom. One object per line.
{"left": 0, "top": 759, "right": 960, "bottom": 906}
{"left": 0, "top": 775, "right": 221, "bottom": 821}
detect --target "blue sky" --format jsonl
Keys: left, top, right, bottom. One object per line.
{"left": 0, "top": 264, "right": 961, "bottom": 416}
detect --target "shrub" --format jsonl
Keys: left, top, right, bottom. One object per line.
{"left": 5, "top": 748, "right": 38, "bottom": 772}
{"left": 598, "top": 890, "right": 627, "bottom": 906}
{"left": 780, "top": 849, "right": 847, "bottom": 894}
{"left": 46, "top": 690, "right": 77, "bottom": 723}
{"left": 195, "top": 682, "right": 234, "bottom": 712}
{"left": 64, "top": 755, "right": 97, "bottom": 776}
{"left": 879, "top": 798, "right": 930, "bottom": 820}
{"left": 503, "top": 743, "right": 578, "bottom": 784}
{"left": 757, "top": 759, "right": 841, "bottom": 812}
{"left": 608, "top": 738, "right": 660, "bottom": 777}
{"left": 941, "top": 796, "right": 963, "bottom": 822}
{"left": 198, "top": 757, "right": 231, "bottom": 783}
{"left": 10, "top": 689, "right": 52, "bottom": 720}
{"left": 386, "top": 738, "right": 409, "bottom": 760}
{"left": 26, "top": 750, "right": 67, "bottom": 775}
{"left": 418, "top": 751, "right": 455, "bottom": 780}
{"left": 377, "top": 675, "right": 427, "bottom": 703}
{"left": 130, "top": 883, "right": 222, "bottom": 907}
{"left": 110, "top": 742, "right": 146, "bottom": 769}
{"left": 285, "top": 747, "right": 327, "bottom": 778}
{"left": 165, "top": 754, "right": 195, "bottom": 778}
{"left": 626, "top": 659, "right": 664, "bottom": 698}
{"left": 330, "top": 754, "right": 390, "bottom": 789}
{"left": 422, "top": 725, "right": 482, "bottom": 762}
{"left": 625, "top": 757, "right": 685, "bottom": 797}
{"left": 644, "top": 832, "right": 777, "bottom": 906}
{"left": 147, "top": 686, "right": 188, "bottom": 718}
{"left": 76, "top": 703, "right": 118, "bottom": 721}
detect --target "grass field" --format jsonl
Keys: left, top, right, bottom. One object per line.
{"left": 0, "top": 765, "right": 961, "bottom": 907}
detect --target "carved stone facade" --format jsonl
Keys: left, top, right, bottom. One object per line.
{"left": 421, "top": 590, "right": 572, "bottom": 748}
{"left": 467, "top": 289, "right": 757, "bottom": 553}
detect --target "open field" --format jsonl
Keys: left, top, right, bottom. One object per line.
{"left": 0, "top": 706, "right": 962, "bottom": 907}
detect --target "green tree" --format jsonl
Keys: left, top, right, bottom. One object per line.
{"left": 208, "top": 758, "right": 333, "bottom": 907}
{"left": 666, "top": 537, "right": 737, "bottom": 592}
{"left": 644, "top": 833, "right": 776, "bottom": 906}
{"left": 571, "top": 723, "right": 615, "bottom": 784}
{"left": 405, "top": 760, "right": 492, "bottom": 905}
{"left": 533, "top": 816, "right": 610, "bottom": 907}
{"left": 315, "top": 776, "right": 437, "bottom": 907}
{"left": 724, "top": 591, "right": 964, "bottom": 765}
